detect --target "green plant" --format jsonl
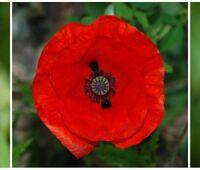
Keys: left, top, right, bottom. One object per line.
{"left": 0, "top": 2, "right": 10, "bottom": 167}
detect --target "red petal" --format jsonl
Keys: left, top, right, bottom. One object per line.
{"left": 111, "top": 22, "right": 165, "bottom": 147}
{"left": 32, "top": 23, "right": 97, "bottom": 158}
{"left": 113, "top": 67, "right": 164, "bottom": 148}
{"left": 36, "top": 23, "right": 84, "bottom": 74}
{"left": 32, "top": 73, "right": 97, "bottom": 158}
{"left": 113, "top": 109, "right": 164, "bottom": 148}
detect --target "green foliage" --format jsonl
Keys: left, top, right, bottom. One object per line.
{"left": 133, "top": 10, "right": 149, "bottom": 29}
{"left": 164, "top": 62, "right": 173, "bottom": 74}
{"left": 0, "top": 3, "right": 10, "bottom": 73}
{"left": 131, "top": 3, "right": 156, "bottom": 10}
{"left": 160, "top": 3, "right": 184, "bottom": 15}
{"left": 191, "top": 3, "right": 200, "bottom": 167}
{"left": 83, "top": 132, "right": 159, "bottom": 167}
{"left": 114, "top": 3, "right": 133, "bottom": 21}
{"left": 159, "top": 26, "right": 184, "bottom": 53}
{"left": 84, "top": 3, "right": 108, "bottom": 18}
{"left": 0, "top": 72, "right": 10, "bottom": 167}
{"left": 20, "top": 84, "right": 34, "bottom": 106}
{"left": 13, "top": 139, "right": 33, "bottom": 166}
{"left": 13, "top": 2, "right": 187, "bottom": 167}
{"left": 0, "top": 2, "right": 10, "bottom": 167}
{"left": 81, "top": 16, "right": 95, "bottom": 25}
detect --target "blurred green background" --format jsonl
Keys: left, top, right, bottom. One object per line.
{"left": 13, "top": 2, "right": 187, "bottom": 167}
{"left": 0, "top": 2, "right": 10, "bottom": 167}
{"left": 191, "top": 3, "right": 200, "bottom": 167}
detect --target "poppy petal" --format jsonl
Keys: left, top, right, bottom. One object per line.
{"left": 33, "top": 22, "right": 97, "bottom": 158}
{"left": 113, "top": 66, "right": 164, "bottom": 148}
{"left": 36, "top": 23, "right": 84, "bottom": 74}
{"left": 32, "top": 73, "right": 97, "bottom": 158}
{"left": 113, "top": 108, "right": 164, "bottom": 148}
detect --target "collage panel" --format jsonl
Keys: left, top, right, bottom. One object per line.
{"left": 0, "top": 2, "right": 10, "bottom": 168}
{"left": 191, "top": 2, "right": 200, "bottom": 167}
{"left": 12, "top": 2, "right": 188, "bottom": 167}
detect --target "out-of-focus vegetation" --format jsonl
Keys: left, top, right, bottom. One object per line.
{"left": 0, "top": 2, "right": 10, "bottom": 167}
{"left": 13, "top": 2, "right": 187, "bottom": 167}
{"left": 191, "top": 3, "right": 200, "bottom": 167}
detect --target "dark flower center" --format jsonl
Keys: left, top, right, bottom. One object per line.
{"left": 84, "top": 60, "right": 116, "bottom": 109}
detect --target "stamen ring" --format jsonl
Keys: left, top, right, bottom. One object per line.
{"left": 91, "top": 76, "right": 110, "bottom": 96}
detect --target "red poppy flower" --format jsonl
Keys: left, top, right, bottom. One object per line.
{"left": 32, "top": 15, "right": 165, "bottom": 158}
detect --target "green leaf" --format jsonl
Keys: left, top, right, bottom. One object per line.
{"left": 13, "top": 139, "right": 33, "bottom": 166}
{"left": 0, "top": 134, "right": 9, "bottom": 167}
{"left": 160, "top": 3, "right": 183, "bottom": 15}
{"left": 114, "top": 3, "right": 133, "bottom": 21}
{"left": 20, "top": 84, "right": 33, "bottom": 106}
{"left": 191, "top": 3, "right": 200, "bottom": 93}
{"left": 133, "top": 11, "right": 149, "bottom": 29}
{"left": 147, "top": 19, "right": 163, "bottom": 39}
{"left": 81, "top": 16, "right": 95, "bottom": 25}
{"left": 160, "top": 14, "right": 179, "bottom": 25}
{"left": 104, "top": 3, "right": 115, "bottom": 15}
{"left": 84, "top": 131, "right": 159, "bottom": 167}
{"left": 157, "top": 25, "right": 171, "bottom": 40}
{"left": 65, "top": 16, "right": 79, "bottom": 23}
{"left": 84, "top": 3, "right": 108, "bottom": 17}
{"left": 159, "top": 26, "right": 184, "bottom": 53}
{"left": 0, "top": 3, "right": 10, "bottom": 167}
{"left": 131, "top": 3, "right": 156, "bottom": 10}
{"left": 164, "top": 62, "right": 173, "bottom": 73}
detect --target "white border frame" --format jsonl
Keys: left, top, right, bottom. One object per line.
{"left": 2, "top": 0, "right": 191, "bottom": 169}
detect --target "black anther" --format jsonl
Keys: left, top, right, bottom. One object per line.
{"left": 101, "top": 98, "right": 112, "bottom": 109}
{"left": 88, "top": 61, "right": 99, "bottom": 76}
